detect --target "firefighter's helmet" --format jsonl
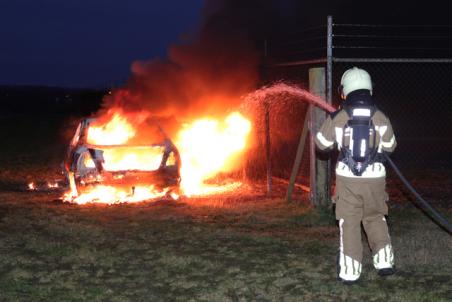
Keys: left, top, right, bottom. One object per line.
{"left": 339, "top": 67, "right": 373, "bottom": 99}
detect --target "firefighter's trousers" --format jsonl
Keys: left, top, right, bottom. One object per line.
{"left": 334, "top": 175, "right": 394, "bottom": 281}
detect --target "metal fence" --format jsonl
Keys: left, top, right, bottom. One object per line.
{"left": 263, "top": 16, "right": 452, "bottom": 204}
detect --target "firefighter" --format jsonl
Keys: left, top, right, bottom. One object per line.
{"left": 314, "top": 67, "right": 397, "bottom": 284}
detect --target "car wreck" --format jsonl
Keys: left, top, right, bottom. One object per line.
{"left": 63, "top": 117, "right": 181, "bottom": 203}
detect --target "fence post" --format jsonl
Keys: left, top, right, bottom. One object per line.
{"left": 309, "top": 67, "right": 330, "bottom": 206}
{"left": 285, "top": 107, "right": 310, "bottom": 202}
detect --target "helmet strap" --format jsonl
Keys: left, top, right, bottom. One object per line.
{"left": 338, "top": 84, "right": 345, "bottom": 100}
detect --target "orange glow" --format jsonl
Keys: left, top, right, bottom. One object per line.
{"left": 176, "top": 112, "right": 251, "bottom": 196}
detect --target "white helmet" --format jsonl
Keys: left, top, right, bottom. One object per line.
{"left": 340, "top": 67, "right": 373, "bottom": 99}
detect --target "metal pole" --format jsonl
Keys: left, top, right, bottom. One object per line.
{"left": 265, "top": 100, "right": 272, "bottom": 195}
{"left": 324, "top": 15, "right": 334, "bottom": 206}
{"left": 262, "top": 38, "right": 272, "bottom": 195}
{"left": 327, "top": 15, "right": 333, "bottom": 104}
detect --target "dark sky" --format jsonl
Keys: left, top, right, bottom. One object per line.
{"left": 0, "top": 0, "right": 204, "bottom": 88}
{"left": 1, "top": 0, "right": 449, "bottom": 88}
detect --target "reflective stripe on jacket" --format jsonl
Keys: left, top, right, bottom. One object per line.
{"left": 314, "top": 109, "right": 397, "bottom": 178}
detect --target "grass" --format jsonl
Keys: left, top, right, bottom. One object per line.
{"left": 0, "top": 192, "right": 451, "bottom": 302}
{"left": 0, "top": 115, "right": 451, "bottom": 301}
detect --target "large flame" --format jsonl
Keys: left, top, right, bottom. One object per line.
{"left": 65, "top": 110, "right": 251, "bottom": 204}
{"left": 176, "top": 112, "right": 251, "bottom": 196}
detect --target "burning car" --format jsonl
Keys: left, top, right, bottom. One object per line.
{"left": 63, "top": 116, "right": 181, "bottom": 203}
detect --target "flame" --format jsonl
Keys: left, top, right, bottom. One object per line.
{"left": 28, "top": 182, "right": 36, "bottom": 190}
{"left": 47, "top": 182, "right": 59, "bottom": 188}
{"left": 176, "top": 112, "right": 251, "bottom": 196}
{"left": 101, "top": 146, "right": 164, "bottom": 172}
{"left": 87, "top": 113, "right": 136, "bottom": 145}
{"left": 64, "top": 110, "right": 251, "bottom": 204}
{"left": 65, "top": 185, "right": 171, "bottom": 205}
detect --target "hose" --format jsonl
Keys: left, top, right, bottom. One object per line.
{"left": 384, "top": 153, "right": 452, "bottom": 234}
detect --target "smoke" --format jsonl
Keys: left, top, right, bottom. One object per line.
{"left": 99, "top": 0, "right": 286, "bottom": 130}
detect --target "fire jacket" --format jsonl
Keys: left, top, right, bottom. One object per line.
{"left": 314, "top": 91, "right": 397, "bottom": 178}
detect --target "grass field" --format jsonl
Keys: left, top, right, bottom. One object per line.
{"left": 0, "top": 115, "right": 451, "bottom": 301}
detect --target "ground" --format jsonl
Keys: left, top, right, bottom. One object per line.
{"left": 0, "top": 115, "right": 451, "bottom": 301}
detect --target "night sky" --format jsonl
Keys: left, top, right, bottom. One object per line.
{"left": 0, "top": 0, "right": 204, "bottom": 88}
{"left": 1, "top": 0, "right": 449, "bottom": 88}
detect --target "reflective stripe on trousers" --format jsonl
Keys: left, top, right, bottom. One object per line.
{"left": 338, "top": 219, "right": 362, "bottom": 281}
